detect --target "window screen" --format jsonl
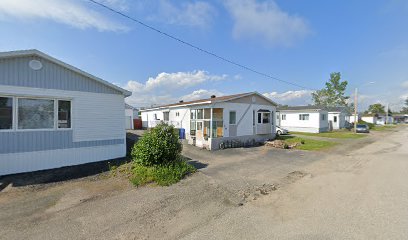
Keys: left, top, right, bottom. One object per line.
{"left": 18, "top": 98, "right": 54, "bottom": 129}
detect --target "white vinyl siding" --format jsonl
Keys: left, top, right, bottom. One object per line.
{"left": 0, "top": 96, "right": 13, "bottom": 130}
{"left": 0, "top": 144, "right": 124, "bottom": 176}
{"left": 0, "top": 85, "right": 125, "bottom": 142}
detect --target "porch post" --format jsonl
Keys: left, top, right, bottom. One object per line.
{"left": 210, "top": 108, "right": 213, "bottom": 138}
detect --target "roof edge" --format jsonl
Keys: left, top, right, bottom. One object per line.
{"left": 0, "top": 49, "right": 132, "bottom": 97}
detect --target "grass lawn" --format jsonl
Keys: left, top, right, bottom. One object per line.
{"left": 277, "top": 136, "right": 337, "bottom": 151}
{"left": 371, "top": 125, "right": 397, "bottom": 131}
{"left": 291, "top": 131, "right": 366, "bottom": 139}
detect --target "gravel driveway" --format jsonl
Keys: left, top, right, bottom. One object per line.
{"left": 0, "top": 127, "right": 405, "bottom": 240}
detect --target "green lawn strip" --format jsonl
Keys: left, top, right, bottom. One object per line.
{"left": 291, "top": 131, "right": 366, "bottom": 139}
{"left": 371, "top": 125, "right": 397, "bottom": 131}
{"left": 277, "top": 136, "right": 337, "bottom": 151}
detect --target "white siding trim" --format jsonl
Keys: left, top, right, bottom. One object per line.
{"left": 0, "top": 144, "right": 125, "bottom": 176}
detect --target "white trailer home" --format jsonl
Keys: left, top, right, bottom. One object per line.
{"left": 0, "top": 50, "right": 131, "bottom": 176}
{"left": 276, "top": 106, "right": 329, "bottom": 133}
{"left": 326, "top": 107, "right": 350, "bottom": 130}
{"left": 141, "top": 92, "right": 278, "bottom": 150}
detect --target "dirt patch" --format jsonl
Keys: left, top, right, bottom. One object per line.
{"left": 238, "top": 171, "right": 310, "bottom": 204}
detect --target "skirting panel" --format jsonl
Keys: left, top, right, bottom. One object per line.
{"left": 0, "top": 144, "right": 125, "bottom": 176}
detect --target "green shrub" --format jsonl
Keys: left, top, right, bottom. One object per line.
{"left": 131, "top": 161, "right": 196, "bottom": 186}
{"left": 131, "top": 123, "right": 182, "bottom": 166}
{"left": 301, "top": 140, "right": 305, "bottom": 144}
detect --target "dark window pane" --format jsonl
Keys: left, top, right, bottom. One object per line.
{"left": 58, "top": 100, "right": 71, "bottom": 128}
{"left": 0, "top": 97, "right": 13, "bottom": 129}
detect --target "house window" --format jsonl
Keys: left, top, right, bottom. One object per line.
{"left": 197, "top": 109, "right": 203, "bottom": 119}
{"left": 322, "top": 114, "right": 325, "bottom": 121}
{"left": 58, "top": 100, "right": 71, "bottom": 129}
{"left": 229, "top": 111, "right": 236, "bottom": 124}
{"left": 334, "top": 116, "right": 337, "bottom": 123}
{"left": 163, "top": 112, "right": 169, "bottom": 121}
{"left": 154, "top": 113, "right": 158, "bottom": 120}
{"left": 253, "top": 110, "right": 255, "bottom": 126}
{"left": 18, "top": 98, "right": 54, "bottom": 129}
{"left": 299, "top": 114, "right": 309, "bottom": 121}
{"left": 262, "top": 112, "right": 270, "bottom": 124}
{"left": 0, "top": 97, "right": 13, "bottom": 130}
{"left": 282, "top": 114, "right": 286, "bottom": 120}
{"left": 258, "top": 112, "right": 262, "bottom": 123}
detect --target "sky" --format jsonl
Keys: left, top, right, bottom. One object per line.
{"left": 0, "top": 0, "right": 408, "bottom": 111}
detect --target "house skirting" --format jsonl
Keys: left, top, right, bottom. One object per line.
{"left": 283, "top": 126, "right": 328, "bottom": 133}
{"left": 187, "top": 133, "right": 275, "bottom": 150}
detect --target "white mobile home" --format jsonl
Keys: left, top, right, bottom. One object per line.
{"left": 276, "top": 106, "right": 329, "bottom": 133}
{"left": 141, "top": 92, "right": 278, "bottom": 150}
{"left": 0, "top": 50, "right": 131, "bottom": 175}
{"left": 326, "top": 107, "right": 350, "bottom": 130}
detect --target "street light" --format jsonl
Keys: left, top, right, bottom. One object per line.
{"left": 354, "top": 82, "right": 375, "bottom": 133}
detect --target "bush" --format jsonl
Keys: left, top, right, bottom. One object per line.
{"left": 131, "top": 161, "right": 196, "bottom": 186}
{"left": 131, "top": 123, "right": 182, "bottom": 166}
{"left": 301, "top": 140, "right": 305, "bottom": 144}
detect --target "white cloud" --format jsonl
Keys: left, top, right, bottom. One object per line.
{"left": 224, "top": 0, "right": 310, "bottom": 46}
{"left": 152, "top": 0, "right": 216, "bottom": 28}
{"left": 181, "top": 89, "right": 223, "bottom": 101}
{"left": 401, "top": 81, "right": 408, "bottom": 89}
{"left": 0, "top": 0, "right": 127, "bottom": 31}
{"left": 263, "top": 90, "right": 313, "bottom": 105}
{"left": 123, "top": 70, "right": 227, "bottom": 107}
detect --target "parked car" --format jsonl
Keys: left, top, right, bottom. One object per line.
{"left": 356, "top": 124, "right": 370, "bottom": 133}
{"left": 276, "top": 126, "right": 289, "bottom": 135}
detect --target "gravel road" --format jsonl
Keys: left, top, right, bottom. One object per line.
{"left": 0, "top": 126, "right": 406, "bottom": 240}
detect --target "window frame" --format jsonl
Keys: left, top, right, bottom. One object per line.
{"left": 299, "top": 114, "right": 310, "bottom": 121}
{"left": 229, "top": 111, "right": 237, "bottom": 125}
{"left": 0, "top": 95, "right": 73, "bottom": 132}
{"left": 57, "top": 100, "right": 73, "bottom": 130}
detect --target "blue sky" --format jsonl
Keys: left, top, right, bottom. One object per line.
{"left": 1, "top": 0, "right": 408, "bottom": 111}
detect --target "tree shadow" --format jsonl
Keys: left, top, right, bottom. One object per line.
{"left": 182, "top": 156, "right": 208, "bottom": 170}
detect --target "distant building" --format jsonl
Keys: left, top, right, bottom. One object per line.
{"left": 141, "top": 92, "right": 278, "bottom": 150}
{"left": 276, "top": 106, "right": 329, "bottom": 133}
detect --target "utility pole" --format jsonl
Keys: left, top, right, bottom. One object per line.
{"left": 385, "top": 103, "right": 389, "bottom": 125}
{"left": 354, "top": 87, "right": 358, "bottom": 133}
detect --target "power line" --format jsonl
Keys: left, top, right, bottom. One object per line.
{"left": 88, "top": 0, "right": 315, "bottom": 91}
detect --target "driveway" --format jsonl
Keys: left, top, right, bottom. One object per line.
{"left": 0, "top": 126, "right": 406, "bottom": 239}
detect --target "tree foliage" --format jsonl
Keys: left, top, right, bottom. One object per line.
{"left": 401, "top": 97, "right": 408, "bottom": 114}
{"left": 312, "top": 72, "right": 349, "bottom": 107}
{"left": 366, "top": 103, "right": 386, "bottom": 114}
{"left": 131, "top": 123, "right": 182, "bottom": 166}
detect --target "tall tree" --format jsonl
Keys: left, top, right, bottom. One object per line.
{"left": 401, "top": 97, "right": 408, "bottom": 114}
{"left": 312, "top": 72, "right": 349, "bottom": 107}
{"left": 367, "top": 103, "right": 386, "bottom": 114}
